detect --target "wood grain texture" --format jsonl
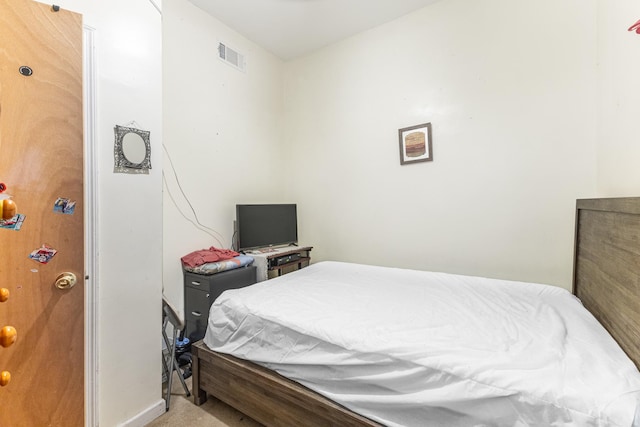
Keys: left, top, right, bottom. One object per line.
{"left": 574, "top": 198, "right": 640, "bottom": 369}
{"left": 193, "top": 341, "right": 382, "bottom": 427}
{"left": 0, "top": 0, "right": 84, "bottom": 425}
{"left": 576, "top": 197, "right": 640, "bottom": 215}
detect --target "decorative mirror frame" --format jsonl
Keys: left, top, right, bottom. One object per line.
{"left": 113, "top": 125, "right": 152, "bottom": 174}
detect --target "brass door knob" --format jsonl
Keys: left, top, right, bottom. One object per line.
{"left": 55, "top": 272, "right": 77, "bottom": 290}
{"left": 0, "top": 326, "right": 17, "bottom": 348}
{"left": 0, "top": 288, "right": 8, "bottom": 302}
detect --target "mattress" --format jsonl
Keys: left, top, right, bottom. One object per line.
{"left": 204, "top": 261, "right": 640, "bottom": 427}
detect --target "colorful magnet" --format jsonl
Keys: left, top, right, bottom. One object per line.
{"left": 53, "top": 198, "right": 76, "bottom": 215}
{"left": 28, "top": 245, "right": 57, "bottom": 264}
{"left": 0, "top": 195, "right": 17, "bottom": 220}
{"left": 0, "top": 214, "right": 25, "bottom": 231}
{"left": 0, "top": 183, "right": 6, "bottom": 193}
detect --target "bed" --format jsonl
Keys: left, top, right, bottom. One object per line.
{"left": 192, "top": 197, "right": 640, "bottom": 426}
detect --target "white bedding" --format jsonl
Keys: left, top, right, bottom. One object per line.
{"left": 204, "top": 261, "right": 640, "bottom": 426}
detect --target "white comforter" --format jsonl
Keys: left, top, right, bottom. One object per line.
{"left": 204, "top": 261, "right": 640, "bottom": 426}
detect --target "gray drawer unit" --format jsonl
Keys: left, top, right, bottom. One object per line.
{"left": 183, "top": 266, "right": 257, "bottom": 342}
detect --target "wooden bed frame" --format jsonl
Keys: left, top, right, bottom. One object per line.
{"left": 192, "top": 197, "right": 640, "bottom": 425}
{"left": 573, "top": 197, "right": 640, "bottom": 369}
{"left": 192, "top": 341, "right": 381, "bottom": 426}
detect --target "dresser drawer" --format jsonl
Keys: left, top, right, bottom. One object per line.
{"left": 185, "top": 312, "right": 209, "bottom": 343}
{"left": 184, "top": 266, "right": 258, "bottom": 293}
{"left": 184, "top": 273, "right": 212, "bottom": 292}
{"left": 185, "top": 287, "right": 211, "bottom": 319}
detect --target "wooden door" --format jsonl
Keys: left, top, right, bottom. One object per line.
{"left": 0, "top": 1, "right": 84, "bottom": 425}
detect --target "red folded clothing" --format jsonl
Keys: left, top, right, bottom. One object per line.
{"left": 181, "top": 247, "right": 240, "bottom": 268}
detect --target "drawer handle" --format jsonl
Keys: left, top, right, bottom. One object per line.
{"left": 191, "top": 281, "right": 201, "bottom": 286}
{"left": 191, "top": 311, "right": 202, "bottom": 317}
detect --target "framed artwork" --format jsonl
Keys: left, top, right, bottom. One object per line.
{"left": 398, "top": 122, "right": 432, "bottom": 165}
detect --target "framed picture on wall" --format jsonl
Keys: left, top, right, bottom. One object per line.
{"left": 398, "top": 122, "right": 432, "bottom": 165}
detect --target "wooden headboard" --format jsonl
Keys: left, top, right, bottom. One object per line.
{"left": 573, "top": 197, "right": 640, "bottom": 369}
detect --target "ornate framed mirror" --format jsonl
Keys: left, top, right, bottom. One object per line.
{"left": 114, "top": 125, "right": 151, "bottom": 174}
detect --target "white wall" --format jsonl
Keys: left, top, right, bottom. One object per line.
{"left": 150, "top": 0, "right": 636, "bottom": 424}
{"left": 162, "top": 0, "right": 284, "bottom": 313}
{"left": 283, "top": 0, "right": 598, "bottom": 289}
{"left": 40, "top": 0, "right": 164, "bottom": 425}
{"left": 596, "top": 0, "right": 640, "bottom": 195}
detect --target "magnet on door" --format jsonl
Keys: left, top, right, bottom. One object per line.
{"left": 53, "top": 197, "right": 76, "bottom": 215}
{"left": 0, "top": 371, "right": 10, "bottom": 387}
{"left": 0, "top": 195, "right": 17, "bottom": 220}
{"left": 0, "top": 214, "right": 25, "bottom": 231}
{"left": 0, "top": 195, "right": 24, "bottom": 231}
{"left": 0, "top": 326, "right": 17, "bottom": 348}
{"left": 28, "top": 245, "right": 57, "bottom": 264}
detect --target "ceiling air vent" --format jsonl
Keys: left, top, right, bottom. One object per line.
{"left": 218, "top": 42, "right": 246, "bottom": 72}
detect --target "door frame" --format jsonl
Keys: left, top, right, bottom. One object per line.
{"left": 83, "top": 24, "right": 99, "bottom": 427}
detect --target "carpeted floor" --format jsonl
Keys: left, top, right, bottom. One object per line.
{"left": 146, "top": 371, "right": 263, "bottom": 427}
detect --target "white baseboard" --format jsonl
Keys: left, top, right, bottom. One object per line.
{"left": 117, "top": 399, "right": 165, "bottom": 427}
